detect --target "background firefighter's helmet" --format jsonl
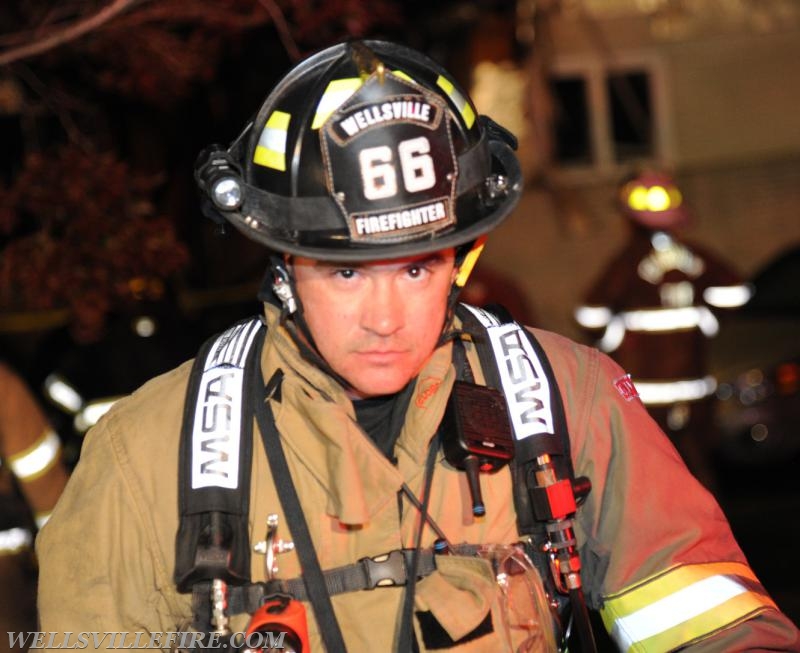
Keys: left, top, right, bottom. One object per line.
{"left": 195, "top": 40, "right": 522, "bottom": 261}
{"left": 618, "top": 169, "right": 690, "bottom": 231}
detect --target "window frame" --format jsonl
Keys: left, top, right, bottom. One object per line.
{"left": 547, "top": 52, "right": 674, "bottom": 182}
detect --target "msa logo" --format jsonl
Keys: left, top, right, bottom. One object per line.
{"left": 489, "top": 324, "right": 554, "bottom": 440}
{"left": 191, "top": 366, "right": 243, "bottom": 489}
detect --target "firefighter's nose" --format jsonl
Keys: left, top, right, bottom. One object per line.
{"left": 361, "top": 280, "right": 404, "bottom": 336}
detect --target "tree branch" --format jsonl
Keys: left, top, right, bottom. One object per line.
{"left": 257, "top": 0, "right": 301, "bottom": 61}
{"left": 0, "top": 0, "right": 142, "bottom": 67}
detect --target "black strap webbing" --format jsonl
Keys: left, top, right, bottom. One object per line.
{"left": 396, "top": 434, "right": 440, "bottom": 653}
{"left": 175, "top": 317, "right": 263, "bottom": 594}
{"left": 455, "top": 303, "right": 576, "bottom": 536}
{"left": 252, "top": 358, "right": 348, "bottom": 653}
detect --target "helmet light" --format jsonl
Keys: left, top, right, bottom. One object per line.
{"left": 195, "top": 146, "right": 244, "bottom": 212}
{"left": 625, "top": 183, "right": 683, "bottom": 213}
{"left": 212, "top": 177, "right": 243, "bottom": 210}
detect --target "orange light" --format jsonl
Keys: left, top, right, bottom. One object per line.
{"left": 776, "top": 362, "right": 799, "bottom": 395}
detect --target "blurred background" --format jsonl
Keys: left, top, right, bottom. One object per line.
{"left": 1, "top": 0, "right": 799, "bottom": 646}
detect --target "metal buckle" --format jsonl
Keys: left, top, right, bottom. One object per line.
{"left": 361, "top": 550, "right": 408, "bottom": 589}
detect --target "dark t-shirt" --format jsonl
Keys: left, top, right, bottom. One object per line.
{"left": 353, "top": 380, "right": 415, "bottom": 461}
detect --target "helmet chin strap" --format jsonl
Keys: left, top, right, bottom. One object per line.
{"left": 259, "top": 255, "right": 357, "bottom": 393}
{"left": 260, "top": 240, "right": 486, "bottom": 391}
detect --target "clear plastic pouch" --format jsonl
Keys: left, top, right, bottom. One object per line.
{"left": 479, "top": 543, "right": 558, "bottom": 653}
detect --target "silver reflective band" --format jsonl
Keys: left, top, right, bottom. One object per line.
{"left": 635, "top": 376, "right": 717, "bottom": 405}
{"left": 74, "top": 397, "right": 120, "bottom": 433}
{"left": 610, "top": 575, "right": 747, "bottom": 651}
{"left": 622, "top": 306, "right": 719, "bottom": 336}
{"left": 703, "top": 284, "right": 752, "bottom": 308}
{"left": 651, "top": 231, "right": 673, "bottom": 251}
{"left": 44, "top": 373, "right": 83, "bottom": 413}
{"left": 574, "top": 306, "right": 612, "bottom": 329}
{"left": 35, "top": 511, "right": 53, "bottom": 530}
{"left": 0, "top": 527, "right": 33, "bottom": 554}
{"left": 9, "top": 429, "right": 60, "bottom": 480}
{"left": 598, "top": 316, "right": 626, "bottom": 353}
{"left": 597, "top": 306, "right": 720, "bottom": 353}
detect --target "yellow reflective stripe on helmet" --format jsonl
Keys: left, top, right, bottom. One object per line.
{"left": 8, "top": 428, "right": 61, "bottom": 481}
{"left": 390, "top": 69, "right": 415, "bottom": 83}
{"left": 254, "top": 110, "right": 291, "bottom": 171}
{"left": 436, "top": 75, "right": 475, "bottom": 128}
{"left": 601, "top": 562, "right": 777, "bottom": 652}
{"left": 311, "top": 78, "right": 362, "bottom": 129}
{"left": 310, "top": 71, "right": 419, "bottom": 130}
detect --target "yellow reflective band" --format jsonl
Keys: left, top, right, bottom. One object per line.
{"left": 8, "top": 429, "right": 61, "bottom": 481}
{"left": 436, "top": 75, "right": 475, "bottom": 128}
{"left": 390, "top": 69, "right": 415, "bottom": 83}
{"left": 601, "top": 562, "right": 776, "bottom": 652}
{"left": 454, "top": 237, "right": 486, "bottom": 288}
{"left": 310, "top": 71, "right": 419, "bottom": 130}
{"left": 311, "top": 78, "right": 363, "bottom": 129}
{"left": 253, "top": 110, "right": 291, "bottom": 171}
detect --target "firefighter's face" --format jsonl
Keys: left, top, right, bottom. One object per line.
{"left": 291, "top": 249, "right": 457, "bottom": 399}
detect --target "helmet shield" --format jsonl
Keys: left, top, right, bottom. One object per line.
{"left": 320, "top": 72, "right": 457, "bottom": 245}
{"left": 197, "top": 40, "right": 522, "bottom": 261}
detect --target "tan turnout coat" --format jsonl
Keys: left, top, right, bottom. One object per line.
{"left": 37, "top": 305, "right": 799, "bottom": 651}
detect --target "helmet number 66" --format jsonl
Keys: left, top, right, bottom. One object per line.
{"left": 359, "top": 136, "right": 436, "bottom": 200}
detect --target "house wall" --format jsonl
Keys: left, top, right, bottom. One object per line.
{"left": 469, "top": 13, "right": 800, "bottom": 349}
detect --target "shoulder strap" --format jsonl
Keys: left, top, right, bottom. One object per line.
{"left": 455, "top": 303, "right": 576, "bottom": 533}
{"left": 175, "top": 316, "right": 264, "bottom": 593}
{"left": 456, "top": 304, "right": 573, "bottom": 458}
{"left": 457, "top": 303, "right": 597, "bottom": 651}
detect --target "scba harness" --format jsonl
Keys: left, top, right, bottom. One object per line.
{"left": 174, "top": 304, "right": 593, "bottom": 651}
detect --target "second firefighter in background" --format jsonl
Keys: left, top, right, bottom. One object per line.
{"left": 575, "top": 170, "right": 752, "bottom": 489}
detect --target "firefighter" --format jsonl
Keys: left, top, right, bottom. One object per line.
{"left": 575, "top": 170, "right": 752, "bottom": 490}
{"left": 0, "top": 361, "right": 69, "bottom": 650}
{"left": 37, "top": 42, "right": 797, "bottom": 651}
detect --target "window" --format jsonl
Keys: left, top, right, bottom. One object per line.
{"left": 547, "top": 56, "right": 669, "bottom": 175}
{"left": 607, "top": 71, "right": 653, "bottom": 162}
{"left": 551, "top": 77, "right": 592, "bottom": 165}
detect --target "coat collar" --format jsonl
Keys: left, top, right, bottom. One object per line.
{"left": 259, "top": 304, "right": 456, "bottom": 525}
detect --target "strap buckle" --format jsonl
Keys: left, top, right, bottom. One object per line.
{"left": 361, "top": 550, "right": 409, "bottom": 589}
